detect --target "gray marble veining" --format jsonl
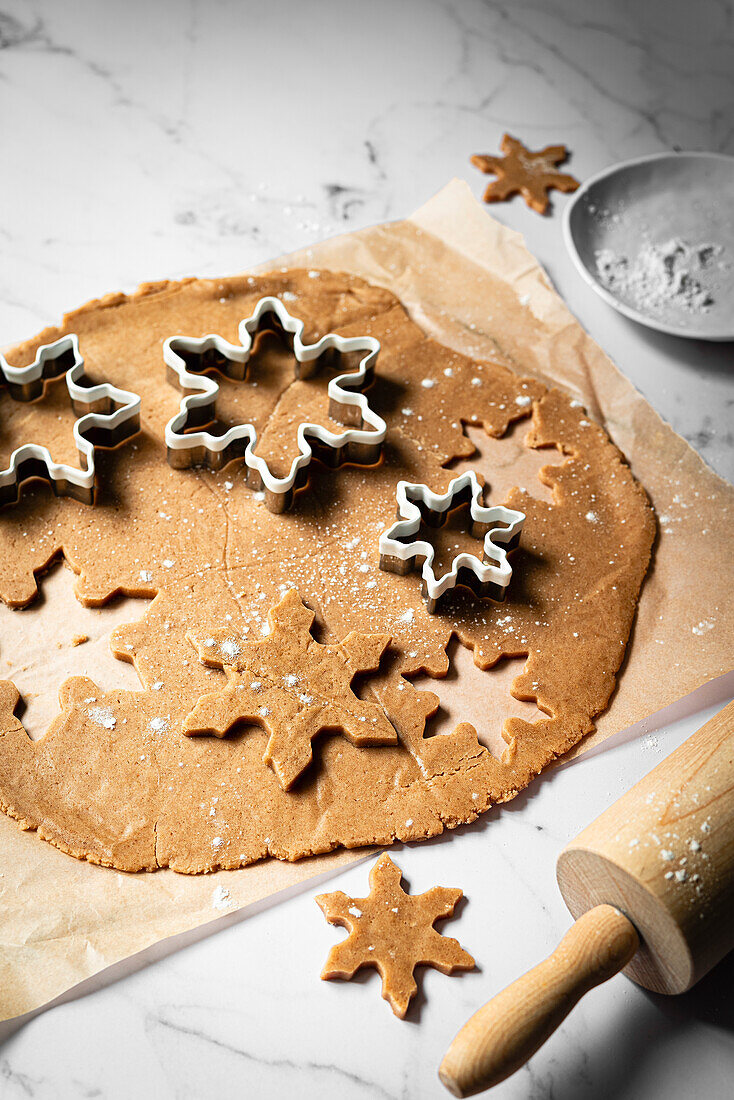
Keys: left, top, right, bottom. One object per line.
{"left": 0, "top": 1, "right": 732, "bottom": 1096}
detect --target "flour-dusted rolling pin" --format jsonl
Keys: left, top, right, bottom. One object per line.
{"left": 439, "top": 701, "right": 734, "bottom": 1097}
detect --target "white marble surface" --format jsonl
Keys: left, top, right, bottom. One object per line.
{"left": 0, "top": 0, "right": 732, "bottom": 1097}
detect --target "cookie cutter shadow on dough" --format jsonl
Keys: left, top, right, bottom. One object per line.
{"left": 164, "top": 295, "right": 387, "bottom": 513}
{"left": 0, "top": 335, "right": 141, "bottom": 508}
{"left": 379, "top": 471, "right": 525, "bottom": 614}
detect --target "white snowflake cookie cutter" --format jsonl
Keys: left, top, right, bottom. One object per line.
{"left": 0, "top": 334, "right": 141, "bottom": 508}
{"left": 164, "top": 295, "right": 386, "bottom": 513}
{"left": 379, "top": 471, "right": 525, "bottom": 613}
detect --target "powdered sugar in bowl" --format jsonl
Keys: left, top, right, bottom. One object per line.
{"left": 563, "top": 152, "right": 734, "bottom": 340}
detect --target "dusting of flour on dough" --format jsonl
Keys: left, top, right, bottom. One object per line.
{"left": 0, "top": 268, "right": 656, "bottom": 876}
{"left": 148, "top": 716, "right": 170, "bottom": 733}
{"left": 89, "top": 706, "right": 116, "bottom": 730}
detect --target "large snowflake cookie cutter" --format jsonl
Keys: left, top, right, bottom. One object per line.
{"left": 379, "top": 471, "right": 525, "bottom": 613}
{"left": 0, "top": 334, "right": 141, "bottom": 508}
{"left": 164, "top": 295, "right": 386, "bottom": 513}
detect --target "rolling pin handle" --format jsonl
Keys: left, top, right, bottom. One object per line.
{"left": 438, "top": 904, "right": 639, "bottom": 1097}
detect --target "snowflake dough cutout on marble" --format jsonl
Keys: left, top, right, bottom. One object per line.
{"left": 316, "top": 853, "right": 475, "bottom": 1018}
{"left": 379, "top": 471, "right": 525, "bottom": 613}
{"left": 471, "top": 133, "right": 580, "bottom": 214}
{"left": 164, "top": 294, "right": 386, "bottom": 512}
{"left": 183, "top": 588, "right": 397, "bottom": 789}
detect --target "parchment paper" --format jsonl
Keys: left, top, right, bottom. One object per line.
{"left": 1, "top": 180, "right": 731, "bottom": 1023}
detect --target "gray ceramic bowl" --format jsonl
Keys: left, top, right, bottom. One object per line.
{"left": 563, "top": 152, "right": 734, "bottom": 340}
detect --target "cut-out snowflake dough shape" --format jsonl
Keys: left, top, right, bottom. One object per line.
{"left": 379, "top": 471, "right": 525, "bottom": 613}
{"left": 0, "top": 334, "right": 141, "bottom": 508}
{"left": 164, "top": 295, "right": 386, "bottom": 512}
{"left": 471, "top": 133, "right": 580, "bottom": 214}
{"left": 183, "top": 588, "right": 397, "bottom": 789}
{"left": 316, "top": 853, "right": 475, "bottom": 1018}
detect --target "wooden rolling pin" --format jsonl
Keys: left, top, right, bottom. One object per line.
{"left": 439, "top": 700, "right": 734, "bottom": 1097}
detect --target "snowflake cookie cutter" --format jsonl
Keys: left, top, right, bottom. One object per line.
{"left": 379, "top": 471, "right": 525, "bottom": 613}
{"left": 0, "top": 334, "right": 141, "bottom": 508}
{"left": 164, "top": 295, "right": 386, "bottom": 513}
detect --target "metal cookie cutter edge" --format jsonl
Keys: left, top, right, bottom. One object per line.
{"left": 0, "top": 334, "right": 141, "bottom": 508}
{"left": 378, "top": 470, "right": 525, "bottom": 613}
{"left": 163, "top": 295, "right": 386, "bottom": 513}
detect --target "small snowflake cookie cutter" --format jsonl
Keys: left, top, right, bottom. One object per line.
{"left": 0, "top": 334, "right": 141, "bottom": 508}
{"left": 164, "top": 295, "right": 386, "bottom": 513}
{"left": 379, "top": 470, "right": 525, "bottom": 613}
